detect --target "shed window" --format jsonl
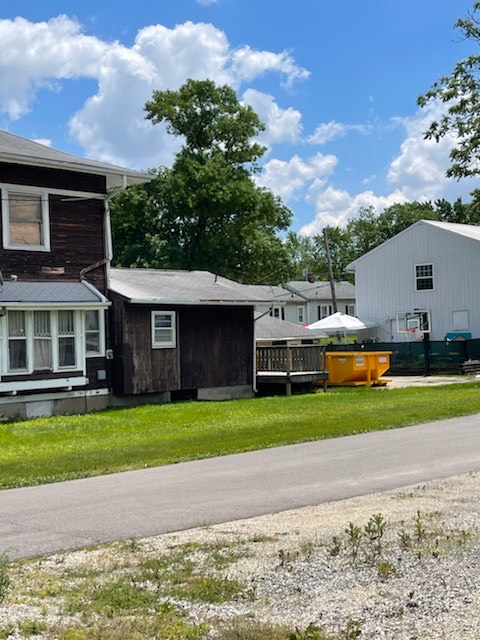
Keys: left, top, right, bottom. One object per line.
{"left": 152, "top": 311, "right": 176, "bottom": 348}
{"left": 297, "top": 306, "right": 306, "bottom": 324}
{"left": 415, "top": 264, "right": 433, "bottom": 291}
{"left": 2, "top": 188, "right": 50, "bottom": 251}
{"left": 85, "top": 310, "right": 104, "bottom": 356}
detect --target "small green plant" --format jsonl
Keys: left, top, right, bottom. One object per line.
{"left": 329, "top": 536, "right": 341, "bottom": 556}
{"left": 364, "top": 513, "right": 387, "bottom": 560}
{"left": 345, "top": 522, "right": 362, "bottom": 562}
{"left": 0, "top": 625, "right": 15, "bottom": 639}
{"left": 19, "top": 618, "right": 48, "bottom": 636}
{"left": 342, "top": 619, "right": 362, "bottom": 639}
{"left": 278, "top": 549, "right": 299, "bottom": 569}
{"left": 398, "top": 528, "right": 412, "bottom": 551}
{"left": 289, "top": 622, "right": 331, "bottom": 639}
{"left": 300, "top": 541, "right": 315, "bottom": 560}
{"left": 0, "top": 554, "right": 11, "bottom": 603}
{"left": 377, "top": 559, "right": 397, "bottom": 581}
{"left": 414, "top": 510, "right": 425, "bottom": 542}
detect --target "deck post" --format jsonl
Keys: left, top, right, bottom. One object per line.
{"left": 286, "top": 345, "right": 292, "bottom": 396}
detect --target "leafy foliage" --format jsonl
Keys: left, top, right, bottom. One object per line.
{"left": 111, "top": 79, "right": 292, "bottom": 284}
{"left": 418, "top": 2, "right": 480, "bottom": 178}
{"left": 285, "top": 196, "right": 480, "bottom": 281}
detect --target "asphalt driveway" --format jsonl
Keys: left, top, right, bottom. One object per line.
{"left": 1, "top": 413, "right": 479, "bottom": 560}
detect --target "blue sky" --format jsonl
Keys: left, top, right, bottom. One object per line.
{"left": 0, "top": 0, "right": 476, "bottom": 233}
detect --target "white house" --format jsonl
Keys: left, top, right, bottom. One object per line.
{"left": 285, "top": 280, "right": 356, "bottom": 326}
{"left": 347, "top": 220, "right": 480, "bottom": 342}
{"left": 252, "top": 280, "right": 355, "bottom": 326}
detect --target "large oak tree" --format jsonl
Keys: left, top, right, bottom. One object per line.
{"left": 110, "top": 79, "right": 292, "bottom": 284}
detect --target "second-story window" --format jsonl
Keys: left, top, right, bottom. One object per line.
{"left": 415, "top": 264, "right": 433, "bottom": 291}
{"left": 2, "top": 187, "right": 50, "bottom": 252}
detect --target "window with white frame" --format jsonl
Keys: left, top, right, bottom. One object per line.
{"left": 345, "top": 304, "right": 355, "bottom": 316}
{"left": 2, "top": 187, "right": 50, "bottom": 251}
{"left": 318, "top": 304, "right": 332, "bottom": 320}
{"left": 152, "top": 311, "right": 176, "bottom": 348}
{"left": 85, "top": 309, "right": 104, "bottom": 356}
{"left": 270, "top": 306, "right": 285, "bottom": 320}
{"left": 415, "top": 263, "right": 433, "bottom": 291}
{"left": 4, "top": 309, "right": 86, "bottom": 374}
{"left": 297, "top": 306, "right": 306, "bottom": 324}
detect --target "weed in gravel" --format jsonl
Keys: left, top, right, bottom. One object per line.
{"left": 219, "top": 617, "right": 292, "bottom": 639}
{"left": 345, "top": 522, "right": 362, "bottom": 562}
{"left": 278, "top": 549, "right": 299, "bottom": 570}
{"left": 328, "top": 536, "right": 342, "bottom": 556}
{"left": 0, "top": 625, "right": 15, "bottom": 639}
{"left": 0, "top": 554, "right": 11, "bottom": 603}
{"left": 377, "top": 559, "right": 398, "bottom": 581}
{"left": 19, "top": 618, "right": 48, "bottom": 636}
{"left": 363, "top": 513, "right": 387, "bottom": 561}
{"left": 414, "top": 510, "right": 425, "bottom": 542}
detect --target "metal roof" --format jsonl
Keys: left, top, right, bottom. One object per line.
{"left": 286, "top": 280, "right": 355, "bottom": 300}
{"left": 0, "top": 281, "right": 108, "bottom": 304}
{"left": 255, "top": 313, "right": 327, "bottom": 341}
{"left": 0, "top": 130, "right": 151, "bottom": 190}
{"left": 347, "top": 220, "right": 480, "bottom": 271}
{"left": 109, "top": 268, "right": 274, "bottom": 305}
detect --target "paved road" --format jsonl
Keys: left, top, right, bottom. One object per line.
{"left": 1, "top": 414, "right": 480, "bottom": 560}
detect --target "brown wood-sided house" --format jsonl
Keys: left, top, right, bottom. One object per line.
{"left": 0, "top": 130, "right": 150, "bottom": 419}
{"left": 108, "top": 268, "right": 272, "bottom": 403}
{"left": 0, "top": 131, "right": 276, "bottom": 419}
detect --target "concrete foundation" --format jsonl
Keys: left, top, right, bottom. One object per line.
{"left": 0, "top": 389, "right": 110, "bottom": 421}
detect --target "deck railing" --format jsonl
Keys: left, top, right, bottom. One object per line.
{"left": 256, "top": 344, "right": 326, "bottom": 373}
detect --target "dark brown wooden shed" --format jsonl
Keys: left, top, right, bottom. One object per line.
{"left": 108, "top": 268, "right": 272, "bottom": 402}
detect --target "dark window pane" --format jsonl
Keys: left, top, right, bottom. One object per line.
{"left": 9, "top": 340, "right": 27, "bottom": 370}
{"left": 59, "top": 336, "right": 75, "bottom": 367}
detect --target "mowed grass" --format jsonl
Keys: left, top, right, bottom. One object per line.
{"left": 1, "top": 382, "right": 480, "bottom": 489}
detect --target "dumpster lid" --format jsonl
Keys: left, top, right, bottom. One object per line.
{"left": 445, "top": 332, "right": 472, "bottom": 341}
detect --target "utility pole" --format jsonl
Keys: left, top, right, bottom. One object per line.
{"left": 323, "top": 227, "right": 337, "bottom": 313}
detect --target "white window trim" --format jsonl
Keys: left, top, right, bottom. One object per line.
{"left": 1, "top": 185, "right": 51, "bottom": 252}
{"left": 415, "top": 263, "right": 434, "bottom": 292}
{"left": 2, "top": 309, "right": 87, "bottom": 376}
{"left": 151, "top": 311, "right": 176, "bottom": 349}
{"left": 297, "top": 305, "right": 305, "bottom": 324}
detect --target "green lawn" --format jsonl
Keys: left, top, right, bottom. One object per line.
{"left": 1, "top": 382, "right": 480, "bottom": 489}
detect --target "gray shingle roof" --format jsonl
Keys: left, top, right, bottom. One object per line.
{"left": 0, "top": 130, "right": 151, "bottom": 190}
{"left": 255, "top": 314, "right": 326, "bottom": 341}
{"left": 286, "top": 280, "right": 355, "bottom": 300}
{"left": 109, "top": 269, "right": 274, "bottom": 304}
{"left": 0, "top": 281, "right": 107, "bottom": 304}
{"left": 247, "top": 284, "right": 305, "bottom": 303}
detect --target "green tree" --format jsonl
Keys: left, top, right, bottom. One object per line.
{"left": 418, "top": 2, "right": 480, "bottom": 179}
{"left": 111, "top": 79, "right": 293, "bottom": 284}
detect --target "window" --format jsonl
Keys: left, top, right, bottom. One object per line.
{"left": 85, "top": 310, "right": 104, "bottom": 356}
{"left": 8, "top": 311, "right": 27, "bottom": 371}
{"left": 318, "top": 304, "right": 332, "bottom": 320}
{"left": 58, "top": 310, "right": 76, "bottom": 368}
{"left": 415, "top": 264, "right": 433, "bottom": 291}
{"left": 270, "top": 306, "right": 285, "bottom": 320}
{"left": 4, "top": 309, "right": 86, "bottom": 374}
{"left": 345, "top": 305, "right": 355, "bottom": 316}
{"left": 2, "top": 187, "right": 50, "bottom": 251}
{"left": 152, "top": 311, "right": 176, "bottom": 348}
{"left": 297, "top": 306, "right": 306, "bottom": 324}
{"left": 33, "top": 311, "right": 52, "bottom": 371}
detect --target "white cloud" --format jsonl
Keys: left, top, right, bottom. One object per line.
{"left": 0, "top": 15, "right": 106, "bottom": 120}
{"left": 256, "top": 153, "right": 337, "bottom": 201}
{"left": 308, "top": 120, "right": 372, "bottom": 145}
{"left": 387, "top": 102, "right": 477, "bottom": 202}
{"left": 0, "top": 16, "right": 310, "bottom": 168}
{"left": 231, "top": 46, "right": 309, "bottom": 87}
{"left": 197, "top": 0, "right": 220, "bottom": 4}
{"left": 300, "top": 186, "right": 408, "bottom": 235}
{"left": 242, "top": 89, "right": 302, "bottom": 146}
{"left": 32, "top": 138, "right": 52, "bottom": 147}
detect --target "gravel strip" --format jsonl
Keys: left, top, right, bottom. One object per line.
{"left": 1, "top": 472, "right": 479, "bottom": 639}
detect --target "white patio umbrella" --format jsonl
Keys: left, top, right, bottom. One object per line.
{"left": 307, "top": 312, "right": 367, "bottom": 342}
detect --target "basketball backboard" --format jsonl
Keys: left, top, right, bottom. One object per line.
{"left": 396, "top": 310, "right": 431, "bottom": 334}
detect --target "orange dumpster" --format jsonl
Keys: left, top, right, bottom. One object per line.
{"left": 325, "top": 351, "right": 392, "bottom": 387}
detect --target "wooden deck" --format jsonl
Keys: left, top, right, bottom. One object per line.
{"left": 256, "top": 345, "right": 328, "bottom": 395}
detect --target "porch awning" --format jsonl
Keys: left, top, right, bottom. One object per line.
{"left": 0, "top": 281, "right": 109, "bottom": 305}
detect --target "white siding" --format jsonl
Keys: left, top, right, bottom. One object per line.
{"left": 353, "top": 222, "right": 480, "bottom": 341}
